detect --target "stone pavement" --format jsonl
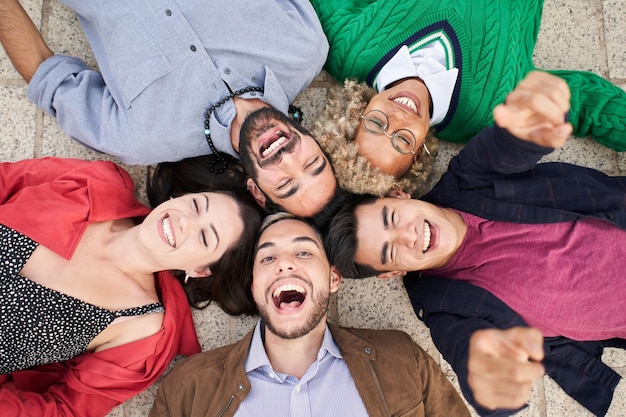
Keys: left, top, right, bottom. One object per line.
{"left": 1, "top": 0, "right": 624, "bottom": 416}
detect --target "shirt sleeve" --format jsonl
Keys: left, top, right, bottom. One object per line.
{"left": 27, "top": 55, "right": 135, "bottom": 160}
{"left": 425, "top": 313, "right": 525, "bottom": 417}
{"left": 0, "top": 365, "right": 123, "bottom": 417}
{"left": 449, "top": 126, "right": 554, "bottom": 181}
{"left": 0, "top": 157, "right": 101, "bottom": 204}
{"left": 407, "top": 275, "right": 528, "bottom": 417}
{"left": 404, "top": 334, "right": 472, "bottom": 417}
{"left": 0, "top": 156, "right": 146, "bottom": 258}
{"left": 0, "top": 341, "right": 162, "bottom": 417}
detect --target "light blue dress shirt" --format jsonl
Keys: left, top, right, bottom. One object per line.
{"left": 235, "top": 321, "right": 369, "bottom": 417}
{"left": 28, "top": 0, "right": 328, "bottom": 164}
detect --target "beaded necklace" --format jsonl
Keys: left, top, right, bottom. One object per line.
{"left": 203, "top": 87, "right": 303, "bottom": 174}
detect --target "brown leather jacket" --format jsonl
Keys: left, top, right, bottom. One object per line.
{"left": 149, "top": 323, "right": 470, "bottom": 417}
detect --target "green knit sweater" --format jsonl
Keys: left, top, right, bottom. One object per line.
{"left": 312, "top": 0, "right": 626, "bottom": 150}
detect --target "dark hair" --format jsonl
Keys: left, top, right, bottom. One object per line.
{"left": 256, "top": 181, "right": 350, "bottom": 236}
{"left": 259, "top": 212, "right": 324, "bottom": 245}
{"left": 147, "top": 153, "right": 262, "bottom": 315}
{"left": 309, "top": 186, "right": 350, "bottom": 236}
{"left": 324, "top": 193, "right": 383, "bottom": 279}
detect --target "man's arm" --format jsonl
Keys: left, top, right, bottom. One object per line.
{"left": 406, "top": 276, "right": 545, "bottom": 416}
{"left": 468, "top": 327, "right": 545, "bottom": 411}
{"left": 439, "top": 71, "right": 574, "bottom": 184}
{"left": 0, "top": 0, "right": 52, "bottom": 82}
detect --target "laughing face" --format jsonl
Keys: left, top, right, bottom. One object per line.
{"left": 252, "top": 218, "right": 341, "bottom": 339}
{"left": 239, "top": 107, "right": 337, "bottom": 217}
{"left": 140, "top": 192, "right": 244, "bottom": 277}
{"left": 355, "top": 78, "right": 432, "bottom": 178}
{"left": 353, "top": 192, "right": 466, "bottom": 276}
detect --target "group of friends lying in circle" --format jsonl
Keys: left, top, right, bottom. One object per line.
{"left": 1, "top": 0, "right": 624, "bottom": 416}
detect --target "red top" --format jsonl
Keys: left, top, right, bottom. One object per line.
{"left": 0, "top": 157, "right": 201, "bottom": 416}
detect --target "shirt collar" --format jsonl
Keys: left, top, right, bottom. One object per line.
{"left": 244, "top": 320, "right": 342, "bottom": 375}
{"left": 373, "top": 44, "right": 459, "bottom": 126}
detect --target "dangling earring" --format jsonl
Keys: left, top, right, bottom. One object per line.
{"left": 422, "top": 142, "right": 431, "bottom": 156}
{"left": 184, "top": 273, "right": 191, "bottom": 284}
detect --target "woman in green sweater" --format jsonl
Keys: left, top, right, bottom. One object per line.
{"left": 310, "top": 0, "right": 626, "bottom": 196}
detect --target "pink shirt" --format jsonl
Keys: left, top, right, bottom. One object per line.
{"left": 425, "top": 211, "right": 626, "bottom": 341}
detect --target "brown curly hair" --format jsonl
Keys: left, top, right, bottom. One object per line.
{"left": 313, "top": 79, "right": 438, "bottom": 197}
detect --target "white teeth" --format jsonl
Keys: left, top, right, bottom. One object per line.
{"left": 393, "top": 96, "right": 418, "bottom": 113}
{"left": 272, "top": 283, "right": 305, "bottom": 298}
{"left": 162, "top": 217, "right": 175, "bottom": 247}
{"left": 422, "top": 221, "right": 431, "bottom": 252}
{"left": 261, "top": 135, "right": 287, "bottom": 158}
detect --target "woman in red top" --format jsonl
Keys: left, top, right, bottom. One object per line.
{"left": 0, "top": 154, "right": 262, "bottom": 416}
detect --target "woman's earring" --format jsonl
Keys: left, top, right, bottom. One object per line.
{"left": 184, "top": 273, "right": 191, "bottom": 284}
{"left": 422, "top": 142, "right": 431, "bottom": 156}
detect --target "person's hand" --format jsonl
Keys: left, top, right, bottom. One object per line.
{"left": 493, "top": 71, "right": 572, "bottom": 148}
{"left": 468, "top": 327, "right": 545, "bottom": 410}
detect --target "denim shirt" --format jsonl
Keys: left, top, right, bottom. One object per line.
{"left": 28, "top": 0, "right": 328, "bottom": 164}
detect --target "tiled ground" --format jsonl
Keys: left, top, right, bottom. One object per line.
{"left": 1, "top": 0, "right": 625, "bottom": 416}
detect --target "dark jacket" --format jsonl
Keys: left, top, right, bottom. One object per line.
{"left": 409, "top": 126, "right": 626, "bottom": 417}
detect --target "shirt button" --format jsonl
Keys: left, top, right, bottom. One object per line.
{"left": 295, "top": 385, "right": 301, "bottom": 392}
{"left": 165, "top": 9, "right": 172, "bottom": 16}
{"left": 238, "top": 384, "right": 245, "bottom": 390}
{"left": 224, "top": 68, "right": 231, "bottom": 75}
{"left": 364, "top": 347, "right": 372, "bottom": 354}
{"left": 190, "top": 45, "right": 197, "bottom": 52}
{"left": 251, "top": 76, "right": 257, "bottom": 82}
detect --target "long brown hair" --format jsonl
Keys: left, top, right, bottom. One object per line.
{"left": 147, "top": 153, "right": 262, "bottom": 315}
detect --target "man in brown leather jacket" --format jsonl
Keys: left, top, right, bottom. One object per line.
{"left": 149, "top": 213, "right": 470, "bottom": 417}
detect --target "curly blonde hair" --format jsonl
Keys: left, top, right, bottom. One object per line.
{"left": 313, "top": 79, "right": 438, "bottom": 197}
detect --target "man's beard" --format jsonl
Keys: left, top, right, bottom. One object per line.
{"left": 257, "top": 132, "right": 300, "bottom": 168}
{"left": 239, "top": 107, "right": 305, "bottom": 177}
{"left": 258, "top": 289, "right": 330, "bottom": 340}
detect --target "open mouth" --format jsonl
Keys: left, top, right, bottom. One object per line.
{"left": 272, "top": 283, "right": 307, "bottom": 310}
{"left": 391, "top": 92, "right": 421, "bottom": 117}
{"left": 259, "top": 130, "right": 291, "bottom": 159}
{"left": 162, "top": 214, "right": 176, "bottom": 248}
{"left": 422, "top": 221, "right": 432, "bottom": 253}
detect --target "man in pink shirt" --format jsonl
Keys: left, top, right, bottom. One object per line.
{"left": 324, "top": 72, "right": 626, "bottom": 412}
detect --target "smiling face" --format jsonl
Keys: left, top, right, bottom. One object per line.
{"left": 355, "top": 78, "right": 432, "bottom": 178}
{"left": 353, "top": 194, "right": 466, "bottom": 276}
{"left": 140, "top": 192, "right": 244, "bottom": 276}
{"left": 252, "top": 219, "right": 341, "bottom": 339}
{"left": 239, "top": 107, "right": 337, "bottom": 217}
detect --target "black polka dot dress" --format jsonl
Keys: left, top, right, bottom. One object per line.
{"left": 0, "top": 224, "right": 164, "bottom": 374}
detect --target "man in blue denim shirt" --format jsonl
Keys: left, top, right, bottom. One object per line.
{"left": 0, "top": 0, "right": 337, "bottom": 217}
